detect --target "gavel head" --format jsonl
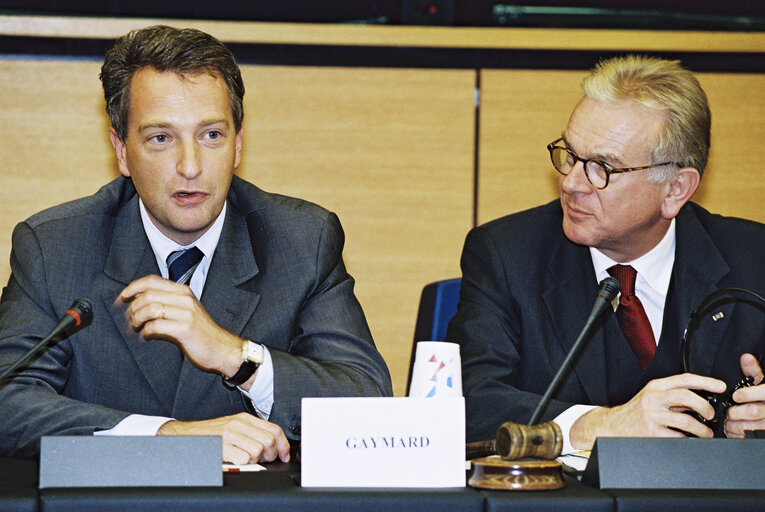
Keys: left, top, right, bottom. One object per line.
{"left": 495, "top": 420, "right": 563, "bottom": 460}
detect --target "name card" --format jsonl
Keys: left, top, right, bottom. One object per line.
{"left": 301, "top": 397, "right": 465, "bottom": 487}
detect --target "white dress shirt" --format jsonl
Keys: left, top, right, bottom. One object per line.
{"left": 96, "top": 200, "right": 274, "bottom": 436}
{"left": 554, "top": 219, "right": 677, "bottom": 454}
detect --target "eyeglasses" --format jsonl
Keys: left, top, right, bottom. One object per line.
{"left": 547, "top": 137, "right": 675, "bottom": 190}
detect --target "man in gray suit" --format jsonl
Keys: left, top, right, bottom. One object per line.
{"left": 0, "top": 25, "right": 392, "bottom": 462}
{"left": 448, "top": 55, "right": 765, "bottom": 453}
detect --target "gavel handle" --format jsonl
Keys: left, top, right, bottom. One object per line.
{"left": 465, "top": 439, "right": 497, "bottom": 460}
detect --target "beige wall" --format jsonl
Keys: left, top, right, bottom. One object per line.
{"left": 240, "top": 66, "right": 475, "bottom": 396}
{"left": 1, "top": 27, "right": 763, "bottom": 396}
{"left": 0, "top": 59, "right": 118, "bottom": 253}
{"left": 477, "top": 70, "right": 765, "bottom": 225}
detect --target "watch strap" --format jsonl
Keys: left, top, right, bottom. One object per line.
{"left": 223, "top": 340, "right": 262, "bottom": 388}
{"left": 224, "top": 360, "right": 259, "bottom": 387}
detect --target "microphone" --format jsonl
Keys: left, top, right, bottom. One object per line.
{"left": 49, "top": 299, "right": 93, "bottom": 338}
{"left": 0, "top": 299, "right": 93, "bottom": 383}
{"left": 528, "top": 277, "right": 619, "bottom": 425}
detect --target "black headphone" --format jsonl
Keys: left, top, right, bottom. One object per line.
{"left": 679, "top": 286, "right": 765, "bottom": 428}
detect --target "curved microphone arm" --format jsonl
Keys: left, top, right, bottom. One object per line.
{"left": 527, "top": 276, "right": 619, "bottom": 426}
{"left": 680, "top": 287, "right": 765, "bottom": 374}
{"left": 0, "top": 299, "right": 93, "bottom": 383}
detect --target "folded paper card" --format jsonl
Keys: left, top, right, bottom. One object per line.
{"left": 301, "top": 397, "right": 465, "bottom": 487}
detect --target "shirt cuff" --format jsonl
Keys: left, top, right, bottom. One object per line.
{"left": 94, "top": 414, "right": 174, "bottom": 436}
{"left": 553, "top": 404, "right": 598, "bottom": 455}
{"left": 238, "top": 345, "right": 274, "bottom": 419}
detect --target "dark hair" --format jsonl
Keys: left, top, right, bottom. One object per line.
{"left": 100, "top": 25, "right": 245, "bottom": 141}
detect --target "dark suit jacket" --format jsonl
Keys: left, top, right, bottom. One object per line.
{"left": 0, "top": 176, "right": 392, "bottom": 457}
{"left": 447, "top": 200, "right": 765, "bottom": 443}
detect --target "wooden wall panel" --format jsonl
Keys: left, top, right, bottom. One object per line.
{"left": 692, "top": 73, "right": 765, "bottom": 222}
{"left": 477, "top": 69, "right": 765, "bottom": 226}
{"left": 0, "top": 59, "right": 476, "bottom": 396}
{"left": 477, "top": 69, "right": 585, "bottom": 225}
{"left": 0, "top": 59, "right": 120, "bottom": 281}
{"left": 4, "top": 15, "right": 765, "bottom": 53}
{"left": 240, "top": 66, "right": 476, "bottom": 396}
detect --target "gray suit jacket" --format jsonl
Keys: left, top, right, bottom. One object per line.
{"left": 0, "top": 176, "right": 392, "bottom": 457}
{"left": 447, "top": 200, "right": 765, "bottom": 442}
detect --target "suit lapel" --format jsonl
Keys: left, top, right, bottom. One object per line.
{"left": 672, "top": 207, "right": 731, "bottom": 377}
{"left": 172, "top": 202, "right": 262, "bottom": 414}
{"left": 544, "top": 237, "right": 609, "bottom": 405}
{"left": 101, "top": 195, "right": 183, "bottom": 411}
{"left": 541, "top": 206, "right": 732, "bottom": 405}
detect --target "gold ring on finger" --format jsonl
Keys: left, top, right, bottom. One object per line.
{"left": 161, "top": 304, "right": 166, "bottom": 319}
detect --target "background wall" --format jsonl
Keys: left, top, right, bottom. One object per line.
{"left": 477, "top": 69, "right": 765, "bottom": 224}
{"left": 243, "top": 65, "right": 475, "bottom": 395}
{"left": 0, "top": 16, "right": 763, "bottom": 396}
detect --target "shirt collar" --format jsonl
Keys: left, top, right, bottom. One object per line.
{"left": 590, "top": 217, "right": 676, "bottom": 297}
{"left": 139, "top": 199, "right": 226, "bottom": 278}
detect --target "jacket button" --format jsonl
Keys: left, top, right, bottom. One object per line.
{"left": 291, "top": 424, "right": 301, "bottom": 436}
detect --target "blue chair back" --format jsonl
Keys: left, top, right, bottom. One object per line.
{"left": 413, "top": 278, "right": 462, "bottom": 342}
{"left": 407, "top": 278, "right": 461, "bottom": 392}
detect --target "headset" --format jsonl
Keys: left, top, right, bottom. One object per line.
{"left": 679, "top": 287, "right": 765, "bottom": 429}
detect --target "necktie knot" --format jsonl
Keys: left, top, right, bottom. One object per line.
{"left": 166, "top": 247, "right": 204, "bottom": 285}
{"left": 607, "top": 264, "right": 637, "bottom": 296}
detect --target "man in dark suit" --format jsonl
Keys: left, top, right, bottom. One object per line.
{"left": 448, "top": 55, "right": 765, "bottom": 453}
{"left": 0, "top": 25, "right": 391, "bottom": 462}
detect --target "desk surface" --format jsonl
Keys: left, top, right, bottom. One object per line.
{"left": 2, "top": 457, "right": 764, "bottom": 512}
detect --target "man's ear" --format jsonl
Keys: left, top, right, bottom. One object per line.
{"left": 660, "top": 167, "right": 700, "bottom": 219}
{"left": 234, "top": 127, "right": 243, "bottom": 170}
{"left": 109, "top": 127, "right": 131, "bottom": 177}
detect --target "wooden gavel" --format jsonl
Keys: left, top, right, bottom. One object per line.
{"left": 465, "top": 420, "right": 563, "bottom": 460}
{"left": 466, "top": 420, "right": 567, "bottom": 491}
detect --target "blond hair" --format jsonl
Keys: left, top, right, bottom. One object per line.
{"left": 582, "top": 55, "right": 711, "bottom": 180}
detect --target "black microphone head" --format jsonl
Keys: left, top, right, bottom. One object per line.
{"left": 596, "top": 276, "right": 620, "bottom": 303}
{"left": 66, "top": 299, "right": 93, "bottom": 328}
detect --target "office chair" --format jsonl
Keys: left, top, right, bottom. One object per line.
{"left": 406, "top": 278, "right": 461, "bottom": 392}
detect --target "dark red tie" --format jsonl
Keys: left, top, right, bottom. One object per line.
{"left": 607, "top": 265, "right": 656, "bottom": 370}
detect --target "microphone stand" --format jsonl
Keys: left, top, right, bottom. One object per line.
{"left": 0, "top": 332, "right": 66, "bottom": 383}
{"left": 0, "top": 299, "right": 92, "bottom": 384}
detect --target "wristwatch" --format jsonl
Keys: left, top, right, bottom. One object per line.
{"left": 223, "top": 340, "right": 264, "bottom": 387}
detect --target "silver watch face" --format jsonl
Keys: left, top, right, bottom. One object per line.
{"left": 246, "top": 341, "right": 264, "bottom": 365}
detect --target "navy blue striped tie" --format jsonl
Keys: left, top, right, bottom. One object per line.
{"left": 166, "top": 247, "right": 204, "bottom": 285}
